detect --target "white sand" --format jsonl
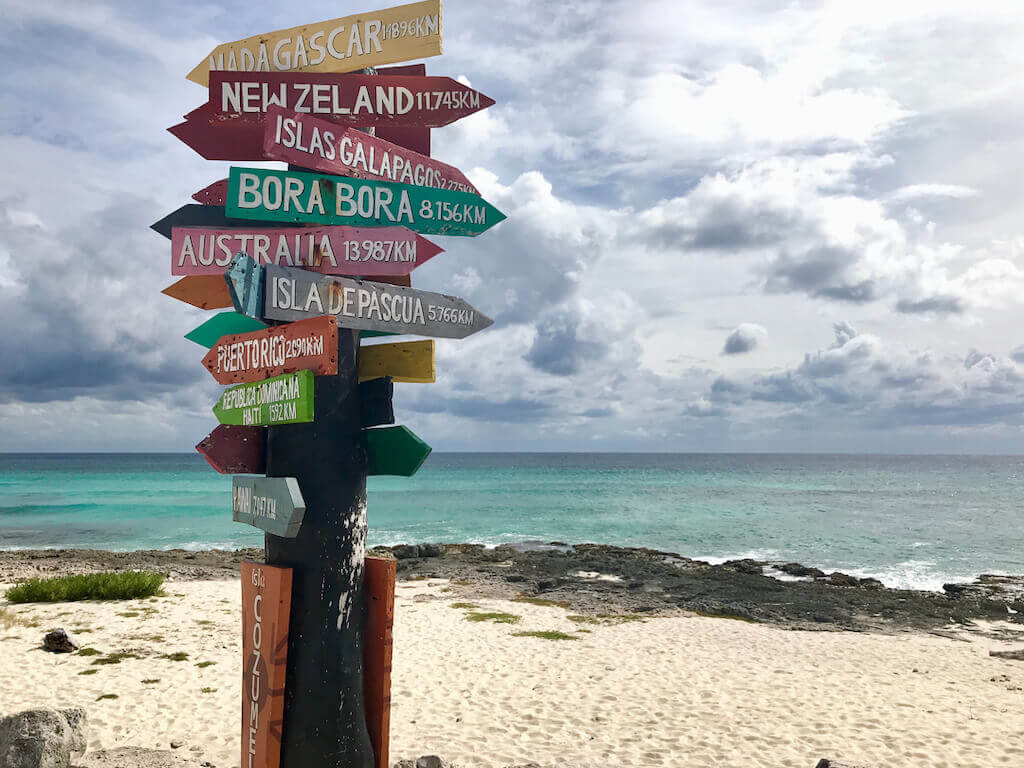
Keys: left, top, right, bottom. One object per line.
{"left": 2, "top": 578, "right": 1023, "bottom": 767}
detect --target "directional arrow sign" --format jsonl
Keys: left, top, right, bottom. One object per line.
{"left": 365, "top": 425, "right": 431, "bottom": 477}
{"left": 169, "top": 106, "right": 264, "bottom": 160}
{"left": 202, "top": 316, "right": 338, "bottom": 385}
{"left": 196, "top": 425, "right": 265, "bottom": 474}
{"left": 203, "top": 71, "right": 491, "bottom": 130}
{"left": 186, "top": 312, "right": 268, "bottom": 348}
{"left": 226, "top": 167, "right": 506, "bottom": 237}
{"left": 265, "top": 107, "right": 478, "bottom": 195}
{"left": 375, "top": 63, "right": 430, "bottom": 156}
{"left": 172, "top": 224, "right": 441, "bottom": 277}
{"left": 227, "top": 255, "right": 492, "bottom": 338}
{"left": 213, "top": 370, "right": 314, "bottom": 427}
{"left": 151, "top": 203, "right": 305, "bottom": 240}
{"left": 192, "top": 178, "right": 229, "bottom": 205}
{"left": 187, "top": 0, "right": 442, "bottom": 87}
{"left": 358, "top": 340, "right": 434, "bottom": 383}
{"left": 233, "top": 476, "right": 305, "bottom": 538}
{"left": 162, "top": 275, "right": 233, "bottom": 309}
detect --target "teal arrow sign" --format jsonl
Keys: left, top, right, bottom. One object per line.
{"left": 365, "top": 425, "right": 432, "bottom": 477}
{"left": 232, "top": 476, "right": 305, "bottom": 538}
{"left": 185, "top": 311, "right": 268, "bottom": 348}
{"left": 225, "top": 166, "right": 506, "bottom": 237}
{"left": 213, "top": 370, "right": 314, "bottom": 426}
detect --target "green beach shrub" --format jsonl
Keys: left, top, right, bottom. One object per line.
{"left": 512, "top": 630, "right": 578, "bottom": 641}
{"left": 5, "top": 571, "right": 166, "bottom": 604}
{"left": 464, "top": 611, "right": 520, "bottom": 624}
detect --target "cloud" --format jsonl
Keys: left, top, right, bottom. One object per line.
{"left": 722, "top": 324, "right": 766, "bottom": 355}
{"left": 884, "top": 184, "right": 979, "bottom": 204}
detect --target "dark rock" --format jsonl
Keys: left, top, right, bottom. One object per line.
{"left": 391, "top": 545, "right": 420, "bottom": 560}
{"left": 828, "top": 572, "right": 860, "bottom": 588}
{"left": 168, "top": 742, "right": 183, "bottom": 750}
{"left": 536, "top": 579, "right": 560, "bottom": 591}
{"left": 42, "top": 629, "right": 77, "bottom": 653}
{"left": 0, "top": 708, "right": 87, "bottom": 768}
{"left": 990, "top": 648, "right": 1024, "bottom": 660}
{"left": 504, "top": 574, "right": 525, "bottom": 583}
{"left": 859, "top": 578, "right": 884, "bottom": 590}
{"left": 417, "top": 543, "right": 441, "bottom": 558}
{"left": 778, "top": 562, "right": 826, "bottom": 579}
{"left": 723, "top": 559, "right": 763, "bottom": 575}
{"left": 392, "top": 758, "right": 453, "bottom": 768}
{"left": 943, "top": 573, "right": 1024, "bottom": 603}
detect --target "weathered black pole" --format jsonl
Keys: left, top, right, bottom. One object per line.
{"left": 264, "top": 326, "right": 374, "bottom": 768}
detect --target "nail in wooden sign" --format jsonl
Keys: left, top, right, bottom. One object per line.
{"left": 196, "top": 425, "right": 265, "bottom": 474}
{"left": 365, "top": 425, "right": 432, "bottom": 477}
{"left": 227, "top": 254, "right": 493, "bottom": 339}
{"left": 226, "top": 167, "right": 506, "bottom": 237}
{"left": 241, "top": 562, "right": 291, "bottom": 768}
{"left": 203, "top": 71, "right": 492, "bottom": 130}
{"left": 233, "top": 477, "right": 305, "bottom": 538}
{"left": 359, "top": 340, "right": 435, "bottom": 383}
{"left": 265, "top": 107, "right": 478, "bottom": 195}
{"left": 202, "top": 316, "right": 338, "bottom": 385}
{"left": 162, "top": 275, "right": 233, "bottom": 310}
{"left": 172, "top": 224, "right": 442, "bottom": 277}
{"left": 213, "top": 370, "right": 314, "bottom": 426}
{"left": 186, "top": 312, "right": 268, "bottom": 348}
{"left": 188, "top": 0, "right": 442, "bottom": 87}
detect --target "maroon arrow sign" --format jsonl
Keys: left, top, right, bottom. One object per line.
{"left": 196, "top": 425, "right": 265, "bottom": 474}
{"left": 172, "top": 224, "right": 442, "bottom": 276}
{"left": 202, "top": 71, "right": 494, "bottom": 129}
{"left": 169, "top": 104, "right": 263, "bottom": 161}
{"left": 264, "top": 106, "right": 478, "bottom": 195}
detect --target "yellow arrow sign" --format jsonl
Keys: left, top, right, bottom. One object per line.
{"left": 187, "top": 0, "right": 443, "bottom": 87}
{"left": 358, "top": 340, "right": 435, "bottom": 383}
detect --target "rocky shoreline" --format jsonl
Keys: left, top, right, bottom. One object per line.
{"left": 1, "top": 543, "right": 1021, "bottom": 633}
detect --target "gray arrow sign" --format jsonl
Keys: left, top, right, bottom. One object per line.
{"left": 261, "top": 260, "right": 493, "bottom": 339}
{"left": 232, "top": 476, "right": 305, "bottom": 538}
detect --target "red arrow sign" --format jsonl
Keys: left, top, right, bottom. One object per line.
{"left": 169, "top": 104, "right": 264, "bottom": 161}
{"left": 264, "top": 106, "right": 478, "bottom": 195}
{"left": 196, "top": 425, "right": 266, "bottom": 474}
{"left": 205, "top": 71, "right": 494, "bottom": 129}
{"left": 201, "top": 315, "right": 338, "bottom": 385}
{"left": 172, "top": 224, "right": 441, "bottom": 276}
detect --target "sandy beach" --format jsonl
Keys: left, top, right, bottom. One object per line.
{"left": 2, "top": 572, "right": 1024, "bottom": 768}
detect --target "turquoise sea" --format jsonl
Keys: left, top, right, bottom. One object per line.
{"left": 1, "top": 453, "right": 1021, "bottom": 592}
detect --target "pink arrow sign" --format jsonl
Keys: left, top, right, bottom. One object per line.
{"left": 264, "top": 106, "right": 478, "bottom": 195}
{"left": 169, "top": 104, "right": 264, "bottom": 161}
{"left": 171, "top": 225, "right": 442, "bottom": 276}
{"left": 203, "top": 71, "right": 494, "bottom": 129}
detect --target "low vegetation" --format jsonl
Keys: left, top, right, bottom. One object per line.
{"left": 512, "top": 630, "right": 578, "bottom": 641}
{"left": 95, "top": 694, "right": 118, "bottom": 701}
{"left": 161, "top": 651, "right": 189, "bottom": 661}
{"left": 5, "top": 571, "right": 165, "bottom": 604}
{"left": 450, "top": 602, "right": 479, "bottom": 610}
{"left": 464, "top": 611, "right": 521, "bottom": 625}
{"left": 92, "top": 651, "right": 142, "bottom": 665}
{"left": 513, "top": 596, "right": 570, "bottom": 608}
{"left": 195, "top": 661, "right": 216, "bottom": 668}
{"left": 567, "top": 614, "right": 643, "bottom": 625}
{"left": 77, "top": 647, "right": 102, "bottom": 656}
{"left": 200, "top": 687, "right": 217, "bottom": 693}
{"left": 77, "top": 669, "right": 99, "bottom": 676}
{"left": 141, "top": 679, "right": 160, "bottom": 684}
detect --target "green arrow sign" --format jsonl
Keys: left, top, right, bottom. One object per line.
{"left": 213, "top": 370, "right": 314, "bottom": 426}
{"left": 185, "top": 311, "right": 268, "bottom": 348}
{"left": 365, "top": 425, "right": 432, "bottom": 477}
{"left": 226, "top": 166, "right": 506, "bottom": 237}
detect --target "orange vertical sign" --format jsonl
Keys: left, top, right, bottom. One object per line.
{"left": 241, "top": 562, "right": 292, "bottom": 768}
{"left": 364, "top": 555, "right": 396, "bottom": 768}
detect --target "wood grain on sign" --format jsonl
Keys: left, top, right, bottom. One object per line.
{"left": 363, "top": 555, "right": 396, "bottom": 768}
{"left": 264, "top": 107, "right": 477, "bottom": 195}
{"left": 358, "top": 340, "right": 434, "bottom": 383}
{"left": 202, "top": 316, "right": 338, "bottom": 385}
{"left": 196, "top": 425, "right": 265, "bottom": 474}
{"left": 188, "top": 0, "right": 442, "bottom": 86}
{"left": 258, "top": 259, "right": 493, "bottom": 339}
{"left": 226, "top": 167, "right": 506, "bottom": 237}
{"left": 241, "top": 562, "right": 292, "bottom": 768}
{"left": 233, "top": 476, "right": 305, "bottom": 538}
{"left": 173, "top": 224, "right": 441, "bottom": 276}
{"left": 375, "top": 64, "right": 430, "bottom": 157}
{"left": 205, "top": 71, "right": 492, "bottom": 130}
{"left": 162, "top": 275, "right": 233, "bottom": 309}
{"left": 365, "top": 425, "right": 431, "bottom": 477}
{"left": 186, "top": 312, "right": 268, "bottom": 349}
{"left": 213, "top": 370, "right": 315, "bottom": 427}
{"left": 169, "top": 106, "right": 264, "bottom": 160}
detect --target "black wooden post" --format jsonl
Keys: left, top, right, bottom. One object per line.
{"left": 264, "top": 326, "right": 374, "bottom": 768}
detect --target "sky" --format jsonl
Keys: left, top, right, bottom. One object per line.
{"left": 2, "top": 0, "right": 1024, "bottom": 453}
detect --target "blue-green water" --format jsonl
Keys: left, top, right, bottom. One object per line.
{"left": 1, "top": 453, "right": 1021, "bottom": 591}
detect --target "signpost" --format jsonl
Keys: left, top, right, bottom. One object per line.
{"left": 225, "top": 167, "right": 506, "bottom": 236}
{"left": 364, "top": 425, "right": 432, "bottom": 477}
{"left": 202, "top": 71, "right": 492, "bottom": 129}
{"left": 359, "top": 340, "right": 434, "bottom": 383}
{"left": 241, "top": 562, "right": 292, "bottom": 768}
{"left": 172, "top": 224, "right": 442, "bottom": 276}
{"left": 185, "top": 312, "right": 267, "bottom": 348}
{"left": 233, "top": 477, "right": 305, "bottom": 538}
{"left": 187, "top": 0, "right": 442, "bottom": 86}
{"left": 152, "top": 203, "right": 304, "bottom": 240}
{"left": 162, "top": 275, "right": 233, "bottom": 309}
{"left": 196, "top": 425, "right": 265, "bottom": 474}
{"left": 169, "top": 109, "right": 264, "bottom": 161}
{"left": 202, "top": 316, "right": 339, "bottom": 385}
{"left": 213, "top": 370, "right": 315, "bottom": 426}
